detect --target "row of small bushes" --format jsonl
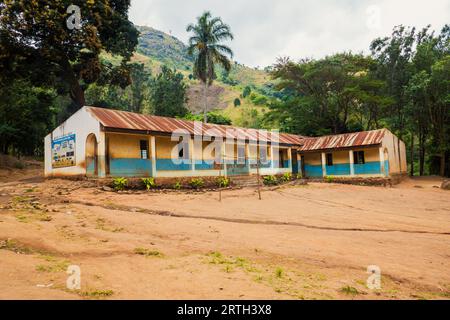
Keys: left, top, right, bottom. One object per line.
{"left": 262, "top": 173, "right": 303, "bottom": 186}
{"left": 112, "top": 176, "right": 231, "bottom": 191}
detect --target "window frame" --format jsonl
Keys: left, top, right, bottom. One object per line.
{"left": 178, "top": 140, "right": 190, "bottom": 160}
{"left": 353, "top": 151, "right": 365, "bottom": 165}
{"left": 140, "top": 140, "right": 148, "bottom": 159}
{"left": 326, "top": 153, "right": 333, "bottom": 166}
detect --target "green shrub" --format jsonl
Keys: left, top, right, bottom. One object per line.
{"left": 296, "top": 173, "right": 303, "bottom": 179}
{"left": 141, "top": 177, "right": 156, "bottom": 190}
{"left": 14, "top": 162, "right": 25, "bottom": 169}
{"left": 281, "top": 173, "right": 292, "bottom": 182}
{"left": 325, "top": 176, "right": 334, "bottom": 183}
{"left": 263, "top": 175, "right": 278, "bottom": 186}
{"left": 112, "top": 177, "right": 128, "bottom": 191}
{"left": 189, "top": 178, "right": 204, "bottom": 189}
{"left": 173, "top": 181, "right": 182, "bottom": 190}
{"left": 216, "top": 176, "right": 230, "bottom": 188}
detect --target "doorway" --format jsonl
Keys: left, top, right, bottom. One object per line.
{"left": 86, "top": 134, "right": 98, "bottom": 176}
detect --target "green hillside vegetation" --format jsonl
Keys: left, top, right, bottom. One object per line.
{"left": 131, "top": 25, "right": 273, "bottom": 125}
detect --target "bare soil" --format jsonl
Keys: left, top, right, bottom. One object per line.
{"left": 0, "top": 165, "right": 449, "bottom": 300}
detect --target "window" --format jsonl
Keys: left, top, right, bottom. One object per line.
{"left": 326, "top": 153, "right": 333, "bottom": 166}
{"left": 237, "top": 145, "right": 246, "bottom": 164}
{"left": 140, "top": 140, "right": 148, "bottom": 159}
{"left": 353, "top": 151, "right": 365, "bottom": 164}
{"left": 178, "top": 140, "right": 189, "bottom": 160}
{"left": 259, "top": 146, "right": 268, "bottom": 164}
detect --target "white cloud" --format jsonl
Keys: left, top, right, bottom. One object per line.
{"left": 129, "top": 0, "right": 450, "bottom": 67}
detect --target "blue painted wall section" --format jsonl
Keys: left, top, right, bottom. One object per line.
{"left": 325, "top": 163, "right": 351, "bottom": 176}
{"left": 110, "top": 158, "right": 152, "bottom": 177}
{"left": 226, "top": 160, "right": 249, "bottom": 175}
{"left": 86, "top": 157, "right": 96, "bottom": 176}
{"left": 305, "top": 164, "right": 323, "bottom": 177}
{"left": 354, "top": 161, "right": 382, "bottom": 175}
{"left": 156, "top": 159, "right": 191, "bottom": 171}
{"left": 384, "top": 160, "right": 389, "bottom": 176}
{"left": 194, "top": 160, "right": 216, "bottom": 171}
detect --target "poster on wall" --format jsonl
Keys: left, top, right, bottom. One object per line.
{"left": 52, "top": 134, "right": 76, "bottom": 168}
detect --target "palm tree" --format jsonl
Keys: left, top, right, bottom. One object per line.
{"left": 187, "top": 11, "right": 234, "bottom": 123}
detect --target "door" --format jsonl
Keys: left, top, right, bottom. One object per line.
{"left": 291, "top": 149, "right": 299, "bottom": 174}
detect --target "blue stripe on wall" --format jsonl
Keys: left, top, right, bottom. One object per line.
{"left": 110, "top": 158, "right": 152, "bottom": 177}
{"left": 326, "top": 163, "right": 351, "bottom": 176}
{"left": 305, "top": 164, "right": 323, "bottom": 177}
{"left": 384, "top": 160, "right": 389, "bottom": 176}
{"left": 195, "top": 160, "right": 216, "bottom": 170}
{"left": 156, "top": 159, "right": 191, "bottom": 171}
{"left": 86, "top": 158, "right": 95, "bottom": 175}
{"left": 227, "top": 161, "right": 250, "bottom": 176}
{"left": 354, "top": 161, "right": 382, "bottom": 175}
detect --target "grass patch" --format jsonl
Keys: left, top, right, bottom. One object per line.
{"left": 134, "top": 247, "right": 164, "bottom": 258}
{"left": 80, "top": 289, "right": 114, "bottom": 298}
{"left": 340, "top": 285, "right": 360, "bottom": 296}
{"left": 0, "top": 239, "right": 34, "bottom": 254}
{"left": 95, "top": 218, "right": 124, "bottom": 233}
{"left": 275, "top": 267, "right": 284, "bottom": 278}
{"left": 36, "top": 258, "right": 70, "bottom": 273}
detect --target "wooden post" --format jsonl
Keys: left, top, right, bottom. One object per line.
{"left": 349, "top": 150, "right": 355, "bottom": 176}
{"left": 150, "top": 136, "right": 156, "bottom": 177}
{"left": 321, "top": 152, "right": 327, "bottom": 177}
{"left": 256, "top": 146, "right": 262, "bottom": 200}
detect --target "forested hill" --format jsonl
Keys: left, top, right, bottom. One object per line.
{"left": 136, "top": 26, "right": 193, "bottom": 71}
{"left": 131, "top": 25, "right": 273, "bottom": 127}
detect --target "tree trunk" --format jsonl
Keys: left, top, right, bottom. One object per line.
{"left": 410, "top": 134, "right": 414, "bottom": 177}
{"left": 61, "top": 57, "right": 85, "bottom": 112}
{"left": 70, "top": 81, "right": 86, "bottom": 111}
{"left": 203, "top": 81, "right": 208, "bottom": 123}
{"left": 440, "top": 151, "right": 446, "bottom": 177}
{"left": 419, "top": 135, "right": 425, "bottom": 176}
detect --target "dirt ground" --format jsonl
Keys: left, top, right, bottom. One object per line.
{"left": 0, "top": 166, "right": 449, "bottom": 300}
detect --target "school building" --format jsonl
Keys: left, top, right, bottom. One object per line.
{"left": 44, "top": 107, "right": 407, "bottom": 179}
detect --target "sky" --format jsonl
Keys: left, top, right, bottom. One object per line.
{"left": 129, "top": 0, "right": 450, "bottom": 68}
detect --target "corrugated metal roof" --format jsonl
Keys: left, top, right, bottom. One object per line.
{"left": 87, "top": 107, "right": 305, "bottom": 146}
{"left": 300, "top": 129, "right": 386, "bottom": 151}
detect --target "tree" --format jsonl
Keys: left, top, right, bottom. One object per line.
{"left": 183, "top": 112, "right": 232, "bottom": 125}
{"left": 0, "top": 81, "right": 55, "bottom": 156}
{"left": 0, "top": 0, "right": 138, "bottom": 112}
{"left": 186, "top": 11, "right": 234, "bottom": 123}
{"left": 269, "top": 53, "right": 389, "bottom": 135}
{"left": 129, "top": 63, "right": 152, "bottom": 113}
{"left": 428, "top": 55, "right": 450, "bottom": 176}
{"left": 150, "top": 66, "right": 188, "bottom": 118}
{"left": 242, "top": 86, "right": 252, "bottom": 98}
{"left": 234, "top": 98, "right": 241, "bottom": 107}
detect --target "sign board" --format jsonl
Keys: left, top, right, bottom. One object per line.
{"left": 52, "top": 134, "right": 76, "bottom": 168}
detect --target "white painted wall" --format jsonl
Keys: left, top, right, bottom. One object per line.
{"left": 381, "top": 129, "right": 407, "bottom": 175}
{"left": 44, "top": 107, "right": 101, "bottom": 177}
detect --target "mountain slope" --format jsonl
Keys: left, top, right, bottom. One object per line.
{"left": 131, "top": 25, "right": 273, "bottom": 126}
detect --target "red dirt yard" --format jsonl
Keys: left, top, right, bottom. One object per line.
{"left": 0, "top": 166, "right": 449, "bottom": 300}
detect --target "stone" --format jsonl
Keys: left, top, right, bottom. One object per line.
{"left": 102, "top": 186, "right": 113, "bottom": 192}
{"left": 441, "top": 180, "right": 450, "bottom": 190}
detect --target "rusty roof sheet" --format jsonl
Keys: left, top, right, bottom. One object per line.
{"left": 87, "top": 107, "right": 305, "bottom": 146}
{"left": 300, "top": 129, "right": 386, "bottom": 151}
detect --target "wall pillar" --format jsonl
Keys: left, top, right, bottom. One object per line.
{"left": 379, "top": 147, "right": 386, "bottom": 176}
{"left": 270, "top": 145, "right": 275, "bottom": 169}
{"left": 98, "top": 131, "right": 107, "bottom": 178}
{"left": 321, "top": 152, "right": 327, "bottom": 177}
{"left": 222, "top": 141, "right": 228, "bottom": 177}
{"left": 150, "top": 135, "right": 156, "bottom": 177}
{"left": 287, "top": 147, "right": 293, "bottom": 171}
{"left": 190, "top": 137, "right": 195, "bottom": 173}
{"left": 349, "top": 150, "right": 355, "bottom": 176}
{"left": 245, "top": 143, "right": 251, "bottom": 174}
